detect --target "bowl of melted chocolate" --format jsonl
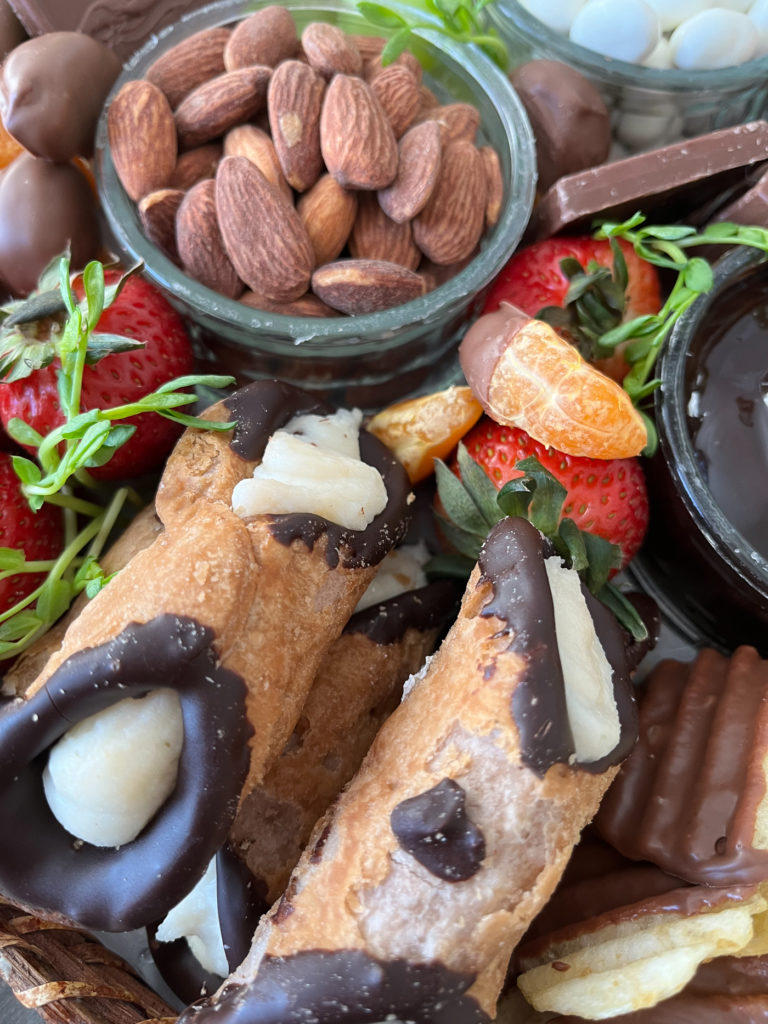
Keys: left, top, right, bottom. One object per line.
{"left": 632, "top": 245, "right": 768, "bottom": 653}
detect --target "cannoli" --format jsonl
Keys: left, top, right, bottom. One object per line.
{"left": 179, "top": 515, "right": 636, "bottom": 1024}
{"left": 0, "top": 379, "right": 411, "bottom": 932}
{"left": 514, "top": 647, "right": 768, "bottom": 1020}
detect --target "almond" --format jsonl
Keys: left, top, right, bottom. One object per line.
{"left": 480, "top": 145, "right": 503, "bottom": 228}
{"left": 416, "top": 102, "right": 480, "bottom": 144}
{"left": 312, "top": 258, "right": 426, "bottom": 314}
{"left": 349, "top": 192, "right": 420, "bottom": 271}
{"left": 413, "top": 140, "right": 486, "bottom": 265}
{"left": 108, "top": 80, "right": 177, "bottom": 201}
{"left": 175, "top": 67, "right": 272, "bottom": 150}
{"left": 176, "top": 178, "right": 243, "bottom": 298}
{"left": 370, "top": 64, "right": 421, "bottom": 138}
{"left": 364, "top": 50, "right": 422, "bottom": 84}
{"left": 241, "top": 290, "right": 339, "bottom": 317}
{"left": 301, "top": 22, "right": 363, "bottom": 78}
{"left": 378, "top": 119, "right": 441, "bottom": 224}
{"left": 169, "top": 143, "right": 222, "bottom": 190}
{"left": 418, "top": 84, "right": 439, "bottom": 112}
{"left": 224, "top": 124, "right": 292, "bottom": 204}
{"left": 320, "top": 74, "right": 398, "bottom": 190}
{"left": 297, "top": 173, "right": 357, "bottom": 266}
{"left": 268, "top": 60, "right": 325, "bottom": 192}
{"left": 224, "top": 6, "right": 299, "bottom": 69}
{"left": 146, "top": 26, "right": 231, "bottom": 108}
{"left": 138, "top": 187, "right": 184, "bottom": 264}
{"left": 348, "top": 34, "right": 386, "bottom": 61}
{"left": 216, "top": 155, "right": 314, "bottom": 302}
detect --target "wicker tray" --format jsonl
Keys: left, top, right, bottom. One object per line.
{"left": 0, "top": 899, "right": 177, "bottom": 1024}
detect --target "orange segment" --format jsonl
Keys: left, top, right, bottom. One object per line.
{"left": 367, "top": 385, "right": 483, "bottom": 483}
{"left": 0, "top": 118, "right": 23, "bottom": 170}
{"left": 486, "top": 316, "right": 647, "bottom": 460}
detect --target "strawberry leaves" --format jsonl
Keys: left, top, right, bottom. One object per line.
{"left": 432, "top": 443, "right": 646, "bottom": 639}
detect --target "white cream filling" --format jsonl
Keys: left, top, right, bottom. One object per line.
{"left": 232, "top": 408, "right": 388, "bottom": 531}
{"left": 156, "top": 857, "right": 229, "bottom": 978}
{"left": 354, "top": 541, "right": 429, "bottom": 613}
{"left": 544, "top": 556, "right": 620, "bottom": 763}
{"left": 43, "top": 688, "right": 184, "bottom": 848}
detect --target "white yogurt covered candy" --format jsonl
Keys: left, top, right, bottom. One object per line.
{"left": 642, "top": 35, "right": 675, "bottom": 65}
{"left": 645, "top": 0, "right": 711, "bottom": 30}
{"left": 43, "top": 688, "right": 184, "bottom": 848}
{"left": 570, "top": 0, "right": 661, "bottom": 62}
{"left": 669, "top": 8, "right": 758, "bottom": 67}
{"left": 518, "top": 0, "right": 587, "bottom": 32}
{"left": 749, "top": 0, "right": 768, "bottom": 53}
{"left": 231, "top": 408, "right": 388, "bottom": 531}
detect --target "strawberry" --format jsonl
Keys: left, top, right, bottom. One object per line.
{"left": 0, "top": 269, "right": 195, "bottom": 479}
{"left": 0, "top": 450, "right": 63, "bottom": 613}
{"left": 482, "top": 236, "right": 662, "bottom": 381}
{"left": 459, "top": 416, "right": 649, "bottom": 570}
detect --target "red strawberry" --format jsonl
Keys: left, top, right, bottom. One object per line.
{"left": 460, "top": 416, "right": 649, "bottom": 570}
{"left": 482, "top": 236, "right": 661, "bottom": 381}
{"left": 0, "top": 450, "right": 63, "bottom": 612}
{"left": 0, "top": 271, "right": 195, "bottom": 479}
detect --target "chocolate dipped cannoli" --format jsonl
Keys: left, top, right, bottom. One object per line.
{"left": 514, "top": 647, "right": 768, "bottom": 1020}
{"left": 178, "top": 515, "right": 637, "bottom": 1024}
{"left": 0, "top": 379, "right": 411, "bottom": 932}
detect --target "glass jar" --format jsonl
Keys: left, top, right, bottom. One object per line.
{"left": 94, "top": 0, "right": 536, "bottom": 410}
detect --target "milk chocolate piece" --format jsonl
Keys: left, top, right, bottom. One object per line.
{"left": 528, "top": 121, "right": 768, "bottom": 241}
{"left": 0, "top": 1, "right": 25, "bottom": 57}
{"left": 0, "top": 153, "right": 101, "bottom": 296}
{"left": 511, "top": 60, "right": 611, "bottom": 193}
{"left": 597, "top": 647, "right": 768, "bottom": 887}
{"left": 1, "top": 32, "right": 120, "bottom": 160}
{"left": 6, "top": 0, "right": 207, "bottom": 61}
{"left": 711, "top": 165, "right": 768, "bottom": 228}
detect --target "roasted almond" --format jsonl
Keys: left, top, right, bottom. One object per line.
{"left": 241, "top": 289, "right": 339, "bottom": 317}
{"left": 169, "top": 143, "right": 222, "bottom": 190}
{"left": 348, "top": 34, "right": 386, "bottom": 61}
{"left": 413, "top": 140, "right": 486, "bottom": 265}
{"left": 480, "top": 145, "right": 503, "bottom": 228}
{"left": 268, "top": 60, "right": 325, "bottom": 192}
{"left": 224, "top": 124, "right": 292, "bottom": 204}
{"left": 176, "top": 178, "right": 243, "bottom": 298}
{"left": 138, "top": 187, "right": 184, "bottom": 264}
{"left": 312, "top": 258, "right": 426, "bottom": 314}
{"left": 416, "top": 102, "right": 480, "bottom": 144}
{"left": 216, "top": 155, "right": 314, "bottom": 302}
{"left": 108, "top": 79, "right": 177, "bottom": 202}
{"left": 146, "top": 26, "right": 231, "bottom": 108}
{"left": 349, "top": 192, "right": 420, "bottom": 271}
{"left": 301, "top": 22, "right": 363, "bottom": 78}
{"left": 320, "top": 74, "right": 398, "bottom": 190}
{"left": 297, "top": 173, "right": 358, "bottom": 266}
{"left": 378, "top": 119, "right": 441, "bottom": 224}
{"left": 364, "top": 50, "right": 422, "bottom": 84}
{"left": 175, "top": 66, "right": 272, "bottom": 150}
{"left": 370, "top": 64, "right": 421, "bottom": 138}
{"left": 224, "top": 6, "right": 299, "bottom": 69}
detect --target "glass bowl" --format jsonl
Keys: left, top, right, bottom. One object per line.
{"left": 630, "top": 245, "right": 768, "bottom": 654}
{"left": 488, "top": 0, "right": 768, "bottom": 153}
{"left": 94, "top": 0, "right": 536, "bottom": 410}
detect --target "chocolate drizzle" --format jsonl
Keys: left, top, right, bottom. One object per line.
{"left": 224, "top": 381, "right": 412, "bottom": 569}
{"left": 178, "top": 949, "right": 490, "bottom": 1024}
{"left": 390, "top": 777, "right": 486, "bottom": 882}
{"left": 477, "top": 518, "right": 635, "bottom": 777}
{"left": 0, "top": 615, "right": 251, "bottom": 931}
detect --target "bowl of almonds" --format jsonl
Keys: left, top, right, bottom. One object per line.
{"left": 95, "top": 0, "right": 536, "bottom": 408}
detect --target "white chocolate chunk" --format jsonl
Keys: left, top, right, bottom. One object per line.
{"left": 570, "top": 0, "right": 661, "bottom": 62}
{"left": 670, "top": 8, "right": 758, "bottom": 67}
{"left": 232, "top": 408, "right": 388, "bottom": 531}
{"left": 156, "top": 858, "right": 229, "bottom": 978}
{"left": 43, "top": 689, "right": 183, "bottom": 848}
{"left": 354, "top": 541, "right": 429, "bottom": 612}
{"left": 544, "top": 556, "right": 620, "bottom": 764}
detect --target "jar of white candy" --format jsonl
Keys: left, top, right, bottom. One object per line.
{"left": 489, "top": 0, "right": 768, "bottom": 153}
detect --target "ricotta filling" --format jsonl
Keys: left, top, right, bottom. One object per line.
{"left": 156, "top": 857, "right": 229, "bottom": 978}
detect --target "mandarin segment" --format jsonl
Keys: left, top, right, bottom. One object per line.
{"left": 367, "top": 385, "right": 483, "bottom": 483}
{"left": 460, "top": 304, "right": 647, "bottom": 460}
{"left": 0, "top": 116, "right": 23, "bottom": 169}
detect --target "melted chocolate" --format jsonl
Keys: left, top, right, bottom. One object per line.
{"left": 390, "top": 777, "right": 485, "bottom": 882}
{"left": 224, "top": 381, "right": 412, "bottom": 569}
{"left": 178, "top": 950, "right": 490, "bottom": 1024}
{"left": 598, "top": 647, "right": 768, "bottom": 887}
{"left": 477, "top": 518, "right": 635, "bottom": 777}
{"left": 344, "top": 580, "right": 458, "bottom": 646}
{"left": 0, "top": 615, "right": 251, "bottom": 931}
